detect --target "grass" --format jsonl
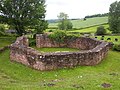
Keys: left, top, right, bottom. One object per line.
{"left": 0, "top": 29, "right": 120, "bottom": 89}
{"left": 0, "top": 49, "right": 120, "bottom": 89}
{"left": 92, "top": 36, "right": 120, "bottom": 44}
{"left": 0, "top": 37, "right": 16, "bottom": 48}
{"left": 33, "top": 47, "right": 80, "bottom": 53}
{"left": 67, "top": 24, "right": 110, "bottom": 34}
{"left": 49, "top": 17, "right": 108, "bottom": 29}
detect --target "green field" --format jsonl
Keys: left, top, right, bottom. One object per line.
{"left": 0, "top": 50, "right": 120, "bottom": 90}
{"left": 92, "top": 36, "right": 120, "bottom": 44}
{"left": 0, "top": 32, "right": 120, "bottom": 89}
{"left": 49, "top": 17, "right": 108, "bottom": 29}
{"left": 68, "top": 24, "right": 110, "bottom": 34}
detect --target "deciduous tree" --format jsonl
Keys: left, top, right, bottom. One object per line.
{"left": 57, "top": 12, "right": 73, "bottom": 30}
{"left": 0, "top": 0, "right": 48, "bottom": 36}
{"left": 109, "top": 1, "right": 120, "bottom": 33}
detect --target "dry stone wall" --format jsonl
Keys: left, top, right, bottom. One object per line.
{"left": 36, "top": 34, "right": 102, "bottom": 50}
{"left": 10, "top": 34, "right": 111, "bottom": 71}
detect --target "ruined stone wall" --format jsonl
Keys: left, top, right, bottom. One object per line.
{"left": 36, "top": 34, "right": 102, "bottom": 50}
{"left": 10, "top": 35, "right": 111, "bottom": 71}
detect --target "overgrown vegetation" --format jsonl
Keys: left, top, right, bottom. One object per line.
{"left": 48, "top": 30, "right": 67, "bottom": 44}
{"left": 95, "top": 26, "right": 106, "bottom": 35}
{"left": 109, "top": 1, "right": 120, "bottom": 33}
{"left": 48, "top": 30, "right": 79, "bottom": 45}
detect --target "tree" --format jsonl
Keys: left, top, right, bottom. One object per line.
{"left": 96, "top": 26, "right": 106, "bottom": 35}
{"left": 57, "top": 12, "right": 73, "bottom": 30}
{"left": 0, "top": 0, "right": 48, "bottom": 36}
{"left": 109, "top": 1, "right": 120, "bottom": 33}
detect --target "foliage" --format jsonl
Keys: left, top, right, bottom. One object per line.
{"left": 66, "top": 34, "right": 79, "bottom": 40}
{"left": 109, "top": 1, "right": 120, "bottom": 33}
{"left": 57, "top": 12, "right": 73, "bottom": 30}
{"left": 0, "top": 31, "right": 5, "bottom": 36}
{"left": 48, "top": 30, "right": 67, "bottom": 44}
{"left": 96, "top": 26, "right": 106, "bottom": 35}
{"left": 0, "top": 0, "right": 48, "bottom": 36}
{"left": 29, "top": 38, "right": 36, "bottom": 46}
{"left": 48, "top": 29, "right": 53, "bottom": 32}
{"left": 113, "top": 44, "right": 120, "bottom": 51}
{"left": 85, "top": 13, "right": 108, "bottom": 18}
{"left": 0, "top": 24, "right": 5, "bottom": 32}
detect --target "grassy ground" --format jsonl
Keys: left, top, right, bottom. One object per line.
{"left": 92, "top": 36, "right": 120, "bottom": 44}
{"left": 49, "top": 17, "right": 108, "bottom": 29}
{"left": 0, "top": 50, "right": 120, "bottom": 90}
{"left": 0, "top": 37, "right": 16, "bottom": 48}
{"left": 68, "top": 24, "right": 110, "bottom": 34}
{"left": 33, "top": 47, "right": 80, "bottom": 53}
{"left": 0, "top": 32, "right": 120, "bottom": 89}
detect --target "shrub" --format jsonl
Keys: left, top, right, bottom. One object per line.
{"left": 0, "top": 31, "right": 5, "bottom": 36}
{"left": 48, "top": 30, "right": 67, "bottom": 43}
{"left": 29, "top": 38, "right": 36, "bottom": 46}
{"left": 0, "top": 24, "right": 5, "bottom": 32}
{"left": 96, "top": 26, "right": 106, "bottom": 35}
{"left": 113, "top": 44, "right": 120, "bottom": 51}
{"left": 66, "top": 34, "right": 79, "bottom": 40}
{"left": 48, "top": 30, "right": 53, "bottom": 32}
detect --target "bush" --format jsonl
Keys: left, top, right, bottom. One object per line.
{"left": 58, "top": 20, "right": 73, "bottom": 30}
{"left": 29, "top": 38, "right": 36, "bottom": 46}
{"left": 66, "top": 34, "right": 79, "bottom": 40}
{"left": 48, "top": 30, "right": 67, "bottom": 43}
{"left": 0, "top": 24, "right": 5, "bottom": 32}
{"left": 48, "top": 30, "right": 53, "bottom": 32}
{"left": 0, "top": 31, "right": 6, "bottom": 36}
{"left": 96, "top": 26, "right": 106, "bottom": 35}
{"left": 113, "top": 44, "right": 120, "bottom": 51}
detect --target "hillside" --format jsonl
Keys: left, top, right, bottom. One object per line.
{"left": 48, "top": 17, "right": 108, "bottom": 29}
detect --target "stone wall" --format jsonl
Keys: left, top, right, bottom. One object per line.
{"left": 10, "top": 34, "right": 111, "bottom": 71}
{"left": 36, "top": 34, "right": 102, "bottom": 50}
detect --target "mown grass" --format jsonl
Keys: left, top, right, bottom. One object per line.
{"left": 0, "top": 49, "right": 120, "bottom": 90}
{"left": 68, "top": 24, "right": 110, "bottom": 34}
{"left": 0, "top": 37, "right": 16, "bottom": 48}
{"left": 92, "top": 36, "right": 120, "bottom": 44}
{"left": 33, "top": 47, "right": 80, "bottom": 53}
{"left": 49, "top": 17, "right": 108, "bottom": 29}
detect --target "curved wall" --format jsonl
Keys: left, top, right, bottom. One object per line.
{"left": 10, "top": 34, "right": 111, "bottom": 71}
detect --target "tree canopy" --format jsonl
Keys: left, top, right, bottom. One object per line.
{"left": 109, "top": 1, "right": 120, "bottom": 33}
{"left": 57, "top": 12, "right": 73, "bottom": 30}
{"left": 0, "top": 0, "right": 48, "bottom": 36}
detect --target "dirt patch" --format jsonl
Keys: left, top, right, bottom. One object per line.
{"left": 101, "top": 83, "right": 111, "bottom": 88}
{"left": 43, "top": 83, "right": 55, "bottom": 87}
{"left": 72, "top": 84, "right": 84, "bottom": 89}
{"left": 109, "top": 73, "right": 118, "bottom": 76}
